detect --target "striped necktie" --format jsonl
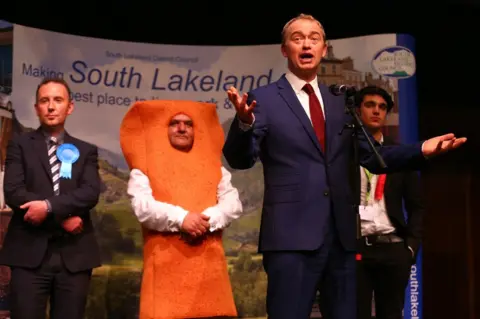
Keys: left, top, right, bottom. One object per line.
{"left": 48, "top": 136, "right": 60, "bottom": 195}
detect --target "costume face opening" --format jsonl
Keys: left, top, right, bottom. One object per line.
{"left": 168, "top": 113, "right": 194, "bottom": 152}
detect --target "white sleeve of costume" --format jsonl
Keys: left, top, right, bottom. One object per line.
{"left": 201, "top": 166, "right": 244, "bottom": 231}
{"left": 127, "top": 168, "right": 188, "bottom": 232}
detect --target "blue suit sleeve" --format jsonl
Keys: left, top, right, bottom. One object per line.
{"left": 223, "top": 92, "right": 268, "bottom": 169}
{"left": 358, "top": 130, "right": 427, "bottom": 174}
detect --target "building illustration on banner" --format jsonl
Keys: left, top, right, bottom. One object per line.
{"left": 0, "top": 21, "right": 420, "bottom": 318}
{"left": 316, "top": 43, "right": 400, "bottom": 144}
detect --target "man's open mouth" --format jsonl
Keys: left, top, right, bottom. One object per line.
{"left": 300, "top": 53, "right": 314, "bottom": 60}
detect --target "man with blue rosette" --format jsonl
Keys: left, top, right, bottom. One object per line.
{"left": 0, "top": 77, "right": 102, "bottom": 319}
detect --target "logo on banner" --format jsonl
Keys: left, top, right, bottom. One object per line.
{"left": 371, "top": 46, "right": 416, "bottom": 79}
{"left": 404, "top": 248, "right": 423, "bottom": 319}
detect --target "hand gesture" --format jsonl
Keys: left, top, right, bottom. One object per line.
{"left": 181, "top": 213, "right": 210, "bottom": 237}
{"left": 422, "top": 133, "right": 467, "bottom": 158}
{"left": 22, "top": 200, "right": 48, "bottom": 225}
{"left": 62, "top": 216, "right": 83, "bottom": 234}
{"left": 227, "top": 86, "right": 256, "bottom": 125}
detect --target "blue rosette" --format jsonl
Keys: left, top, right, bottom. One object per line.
{"left": 56, "top": 143, "right": 80, "bottom": 179}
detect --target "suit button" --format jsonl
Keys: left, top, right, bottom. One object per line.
{"left": 324, "top": 190, "right": 329, "bottom": 196}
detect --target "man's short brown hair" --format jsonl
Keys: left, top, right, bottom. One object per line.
{"left": 281, "top": 14, "right": 326, "bottom": 44}
{"left": 35, "top": 77, "right": 72, "bottom": 102}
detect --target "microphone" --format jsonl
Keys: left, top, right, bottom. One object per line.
{"left": 329, "top": 84, "right": 357, "bottom": 96}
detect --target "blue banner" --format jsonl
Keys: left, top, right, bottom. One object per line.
{"left": 397, "top": 33, "right": 422, "bottom": 319}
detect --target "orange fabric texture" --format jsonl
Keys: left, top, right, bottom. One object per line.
{"left": 120, "top": 100, "right": 236, "bottom": 319}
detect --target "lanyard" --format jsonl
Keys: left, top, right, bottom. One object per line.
{"left": 363, "top": 168, "right": 386, "bottom": 203}
{"left": 363, "top": 168, "right": 375, "bottom": 203}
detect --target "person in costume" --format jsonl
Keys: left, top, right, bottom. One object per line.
{"left": 120, "top": 100, "right": 244, "bottom": 319}
{"left": 0, "top": 77, "right": 102, "bottom": 319}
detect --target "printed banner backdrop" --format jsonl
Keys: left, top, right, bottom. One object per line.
{"left": 0, "top": 21, "right": 421, "bottom": 318}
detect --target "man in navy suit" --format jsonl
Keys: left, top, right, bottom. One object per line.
{"left": 223, "top": 13, "right": 466, "bottom": 319}
{"left": 0, "top": 77, "right": 101, "bottom": 319}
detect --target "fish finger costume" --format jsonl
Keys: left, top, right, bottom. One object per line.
{"left": 120, "top": 100, "right": 243, "bottom": 319}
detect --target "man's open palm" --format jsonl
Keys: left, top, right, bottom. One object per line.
{"left": 227, "top": 86, "right": 256, "bottom": 125}
{"left": 422, "top": 133, "right": 467, "bottom": 158}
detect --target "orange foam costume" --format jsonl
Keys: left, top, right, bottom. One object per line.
{"left": 120, "top": 100, "right": 237, "bottom": 319}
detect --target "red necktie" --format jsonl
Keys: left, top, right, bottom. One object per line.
{"left": 374, "top": 174, "right": 387, "bottom": 200}
{"left": 302, "top": 83, "right": 326, "bottom": 151}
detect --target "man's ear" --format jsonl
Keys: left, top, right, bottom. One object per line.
{"left": 34, "top": 103, "right": 40, "bottom": 116}
{"left": 67, "top": 101, "right": 74, "bottom": 115}
{"left": 281, "top": 44, "right": 288, "bottom": 58}
{"left": 321, "top": 43, "right": 327, "bottom": 58}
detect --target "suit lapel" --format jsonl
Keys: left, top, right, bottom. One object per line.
{"left": 32, "top": 129, "right": 78, "bottom": 193}
{"left": 276, "top": 75, "right": 323, "bottom": 155}
{"left": 32, "top": 129, "right": 53, "bottom": 183}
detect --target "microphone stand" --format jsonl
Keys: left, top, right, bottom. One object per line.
{"left": 338, "top": 90, "right": 387, "bottom": 240}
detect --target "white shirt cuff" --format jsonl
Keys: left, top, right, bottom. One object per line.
{"left": 201, "top": 206, "right": 224, "bottom": 232}
{"left": 238, "top": 115, "right": 255, "bottom": 131}
{"left": 173, "top": 209, "right": 188, "bottom": 230}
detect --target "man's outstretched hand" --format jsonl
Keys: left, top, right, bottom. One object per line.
{"left": 227, "top": 86, "right": 256, "bottom": 125}
{"left": 422, "top": 133, "right": 467, "bottom": 158}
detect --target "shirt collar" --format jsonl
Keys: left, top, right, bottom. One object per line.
{"left": 42, "top": 129, "right": 65, "bottom": 144}
{"left": 285, "top": 70, "right": 320, "bottom": 94}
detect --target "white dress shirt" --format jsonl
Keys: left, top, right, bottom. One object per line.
{"left": 359, "top": 135, "right": 396, "bottom": 236}
{"left": 127, "top": 167, "right": 244, "bottom": 232}
{"left": 284, "top": 71, "right": 325, "bottom": 120}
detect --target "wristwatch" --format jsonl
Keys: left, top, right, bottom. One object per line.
{"left": 45, "top": 200, "right": 52, "bottom": 214}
